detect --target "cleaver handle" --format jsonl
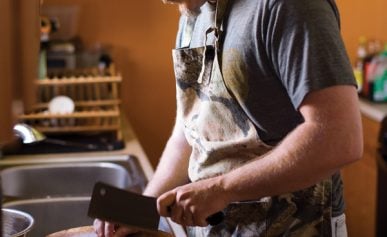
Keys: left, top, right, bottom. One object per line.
{"left": 206, "top": 211, "right": 224, "bottom": 226}
{"left": 167, "top": 206, "right": 224, "bottom": 226}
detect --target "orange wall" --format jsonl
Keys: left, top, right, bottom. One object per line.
{"left": 337, "top": 0, "right": 387, "bottom": 62}
{"left": 43, "top": 0, "right": 387, "bottom": 168}
{"left": 44, "top": 0, "right": 180, "bottom": 167}
{"left": 76, "top": 1, "right": 180, "bottom": 168}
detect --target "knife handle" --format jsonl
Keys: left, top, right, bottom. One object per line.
{"left": 167, "top": 206, "right": 224, "bottom": 226}
{"left": 206, "top": 211, "right": 224, "bottom": 226}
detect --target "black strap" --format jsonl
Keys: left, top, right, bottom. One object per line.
{"left": 180, "top": 0, "right": 231, "bottom": 48}
{"left": 214, "top": 0, "right": 230, "bottom": 40}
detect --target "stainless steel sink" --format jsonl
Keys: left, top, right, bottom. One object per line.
{"left": 0, "top": 155, "right": 174, "bottom": 237}
{"left": 4, "top": 197, "right": 173, "bottom": 237}
{"left": 1, "top": 156, "right": 147, "bottom": 199}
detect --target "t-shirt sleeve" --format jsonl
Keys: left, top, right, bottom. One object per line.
{"left": 265, "top": 0, "right": 356, "bottom": 109}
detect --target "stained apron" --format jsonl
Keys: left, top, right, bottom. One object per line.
{"left": 172, "top": 1, "right": 332, "bottom": 236}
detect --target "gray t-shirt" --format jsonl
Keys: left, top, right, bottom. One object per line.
{"left": 175, "top": 0, "right": 355, "bottom": 217}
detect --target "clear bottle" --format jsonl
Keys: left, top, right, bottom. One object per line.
{"left": 357, "top": 36, "right": 368, "bottom": 64}
{"left": 354, "top": 36, "right": 368, "bottom": 93}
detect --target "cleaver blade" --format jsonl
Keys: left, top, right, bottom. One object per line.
{"left": 88, "top": 181, "right": 160, "bottom": 232}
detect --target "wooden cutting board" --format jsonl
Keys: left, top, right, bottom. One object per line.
{"left": 46, "top": 226, "right": 173, "bottom": 237}
{"left": 46, "top": 226, "right": 96, "bottom": 237}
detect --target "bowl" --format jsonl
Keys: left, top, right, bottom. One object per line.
{"left": 4, "top": 198, "right": 91, "bottom": 237}
{"left": 2, "top": 208, "right": 34, "bottom": 237}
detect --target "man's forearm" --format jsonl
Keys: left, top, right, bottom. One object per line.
{"left": 220, "top": 120, "right": 356, "bottom": 202}
{"left": 143, "top": 122, "right": 192, "bottom": 197}
{"left": 219, "top": 86, "right": 363, "bottom": 203}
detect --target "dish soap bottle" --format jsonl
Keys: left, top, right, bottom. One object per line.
{"left": 367, "top": 44, "right": 387, "bottom": 102}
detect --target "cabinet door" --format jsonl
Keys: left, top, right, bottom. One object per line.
{"left": 0, "top": 0, "right": 15, "bottom": 144}
{"left": 342, "top": 115, "right": 379, "bottom": 237}
{"left": 0, "top": 0, "right": 40, "bottom": 145}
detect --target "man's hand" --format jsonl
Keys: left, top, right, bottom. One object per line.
{"left": 157, "top": 176, "right": 229, "bottom": 227}
{"left": 93, "top": 219, "right": 139, "bottom": 237}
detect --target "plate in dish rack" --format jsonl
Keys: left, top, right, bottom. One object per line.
{"left": 48, "top": 95, "right": 75, "bottom": 114}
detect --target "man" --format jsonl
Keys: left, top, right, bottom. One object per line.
{"left": 95, "top": 0, "right": 363, "bottom": 236}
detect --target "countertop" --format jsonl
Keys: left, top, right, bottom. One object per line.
{"left": 0, "top": 118, "right": 187, "bottom": 237}
{"left": 359, "top": 97, "right": 387, "bottom": 122}
{"left": 0, "top": 119, "right": 155, "bottom": 179}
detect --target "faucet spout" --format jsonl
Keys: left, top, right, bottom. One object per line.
{"left": 13, "top": 123, "right": 46, "bottom": 144}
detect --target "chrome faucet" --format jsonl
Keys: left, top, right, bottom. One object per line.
{"left": 13, "top": 123, "right": 98, "bottom": 150}
{"left": 13, "top": 123, "right": 46, "bottom": 144}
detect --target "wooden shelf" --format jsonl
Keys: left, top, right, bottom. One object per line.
{"left": 36, "top": 76, "right": 122, "bottom": 86}
{"left": 34, "top": 125, "right": 120, "bottom": 133}
{"left": 33, "top": 99, "right": 121, "bottom": 110}
{"left": 19, "top": 110, "right": 120, "bottom": 120}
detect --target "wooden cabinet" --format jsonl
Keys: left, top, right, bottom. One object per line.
{"left": 342, "top": 115, "right": 379, "bottom": 237}
{"left": 0, "top": 0, "right": 15, "bottom": 144}
{"left": 0, "top": 0, "right": 40, "bottom": 145}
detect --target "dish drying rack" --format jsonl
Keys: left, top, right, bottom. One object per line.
{"left": 18, "top": 68, "right": 123, "bottom": 140}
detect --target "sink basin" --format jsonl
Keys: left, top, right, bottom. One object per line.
{"left": 1, "top": 156, "right": 147, "bottom": 199}
{"left": 0, "top": 155, "right": 172, "bottom": 237}
{"left": 4, "top": 198, "right": 173, "bottom": 237}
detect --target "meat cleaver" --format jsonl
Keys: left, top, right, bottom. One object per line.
{"left": 88, "top": 182, "right": 160, "bottom": 233}
{"left": 88, "top": 182, "right": 224, "bottom": 232}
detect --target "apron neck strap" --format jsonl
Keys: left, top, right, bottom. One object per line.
{"left": 213, "top": 0, "right": 230, "bottom": 39}
{"left": 181, "top": 1, "right": 230, "bottom": 48}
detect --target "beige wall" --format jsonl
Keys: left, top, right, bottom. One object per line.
{"left": 42, "top": 0, "right": 387, "bottom": 167}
